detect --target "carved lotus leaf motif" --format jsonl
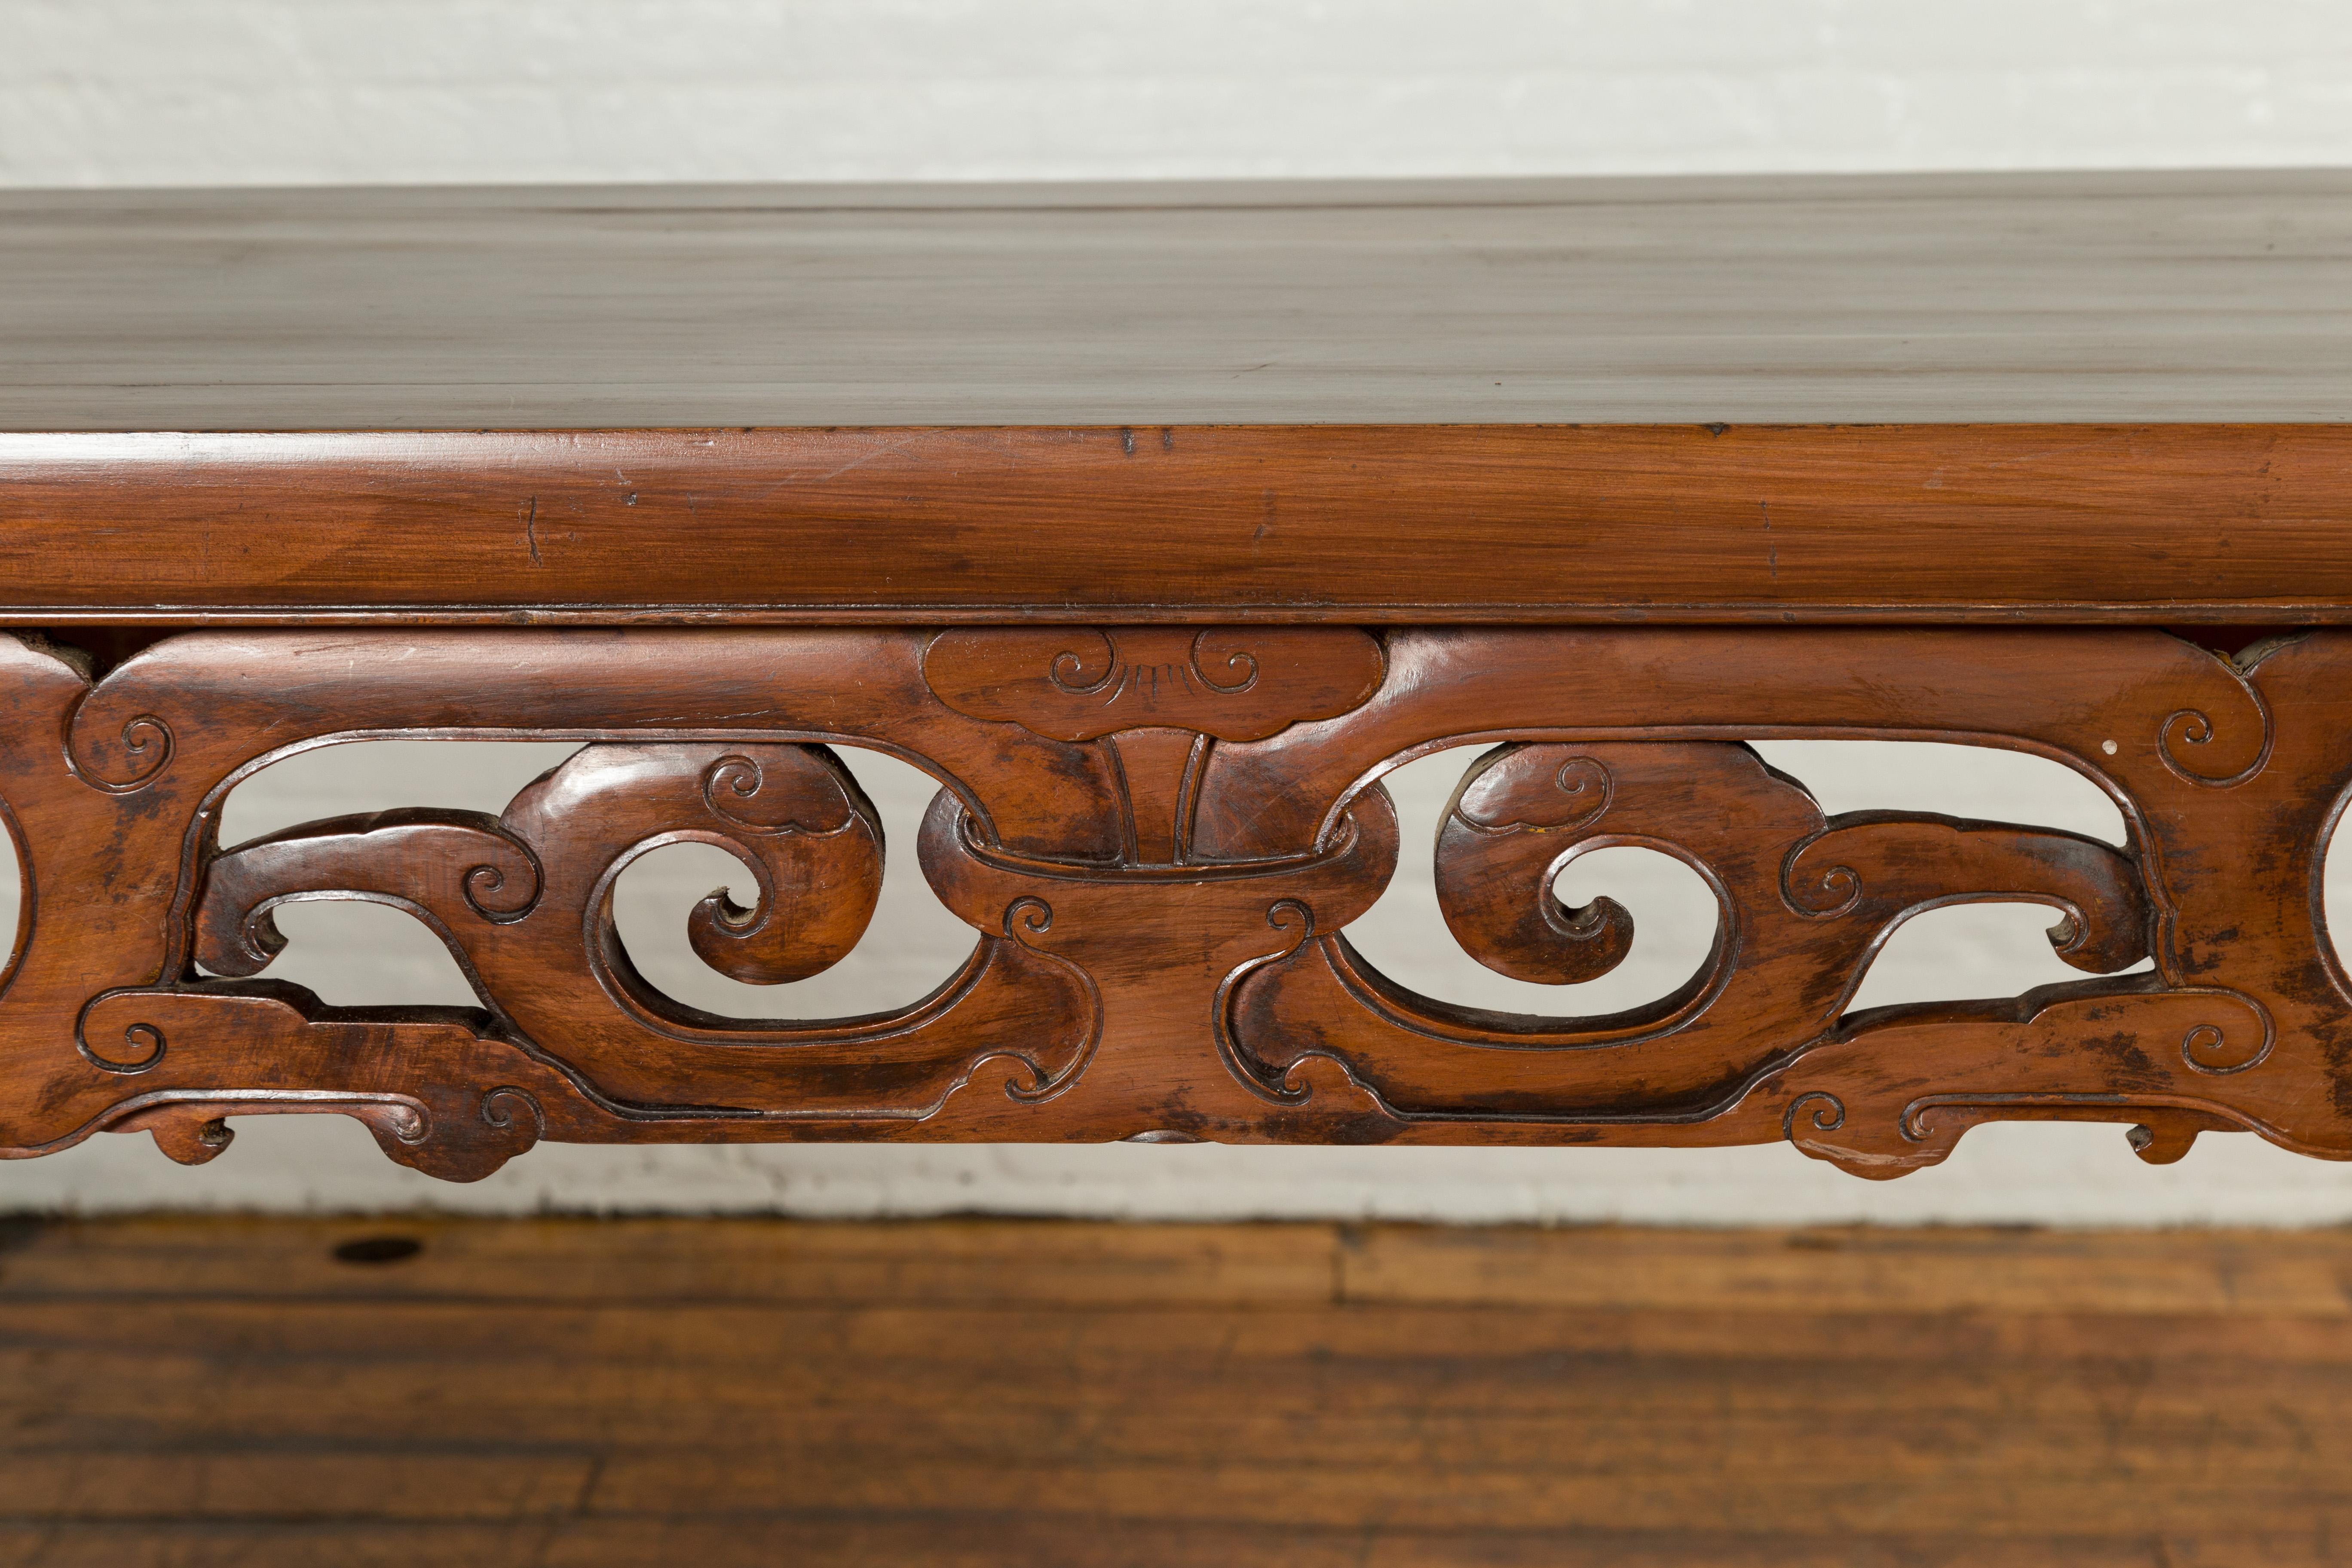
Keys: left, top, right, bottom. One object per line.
{"left": 922, "top": 627, "right": 1385, "bottom": 741}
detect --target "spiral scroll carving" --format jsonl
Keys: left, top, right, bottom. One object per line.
{"left": 193, "top": 749, "right": 883, "bottom": 996}
{"left": 1185, "top": 630, "right": 1264, "bottom": 695}
{"left": 32, "top": 619, "right": 2340, "bottom": 1187}
{"left": 2177, "top": 991, "right": 2275, "bottom": 1074}
{"left": 171, "top": 735, "right": 1100, "bottom": 1136}
{"left": 1784, "top": 862, "right": 1862, "bottom": 918}
{"left": 508, "top": 742, "right": 886, "bottom": 990}
{"left": 1782, "top": 1091, "right": 1846, "bottom": 1139}
{"left": 480, "top": 1086, "right": 545, "bottom": 1136}
{"left": 1453, "top": 751, "right": 1613, "bottom": 833}
{"left": 2154, "top": 685, "right": 2272, "bottom": 787}
{"left": 1432, "top": 744, "right": 1774, "bottom": 992}
{"left": 462, "top": 859, "right": 539, "bottom": 922}
{"left": 702, "top": 752, "right": 861, "bottom": 836}
{"left": 68, "top": 712, "right": 175, "bottom": 794}
{"left": 1232, "top": 737, "right": 2174, "bottom": 1139}
{"left": 79, "top": 1019, "right": 166, "bottom": 1075}
{"left": 1041, "top": 631, "right": 1119, "bottom": 696}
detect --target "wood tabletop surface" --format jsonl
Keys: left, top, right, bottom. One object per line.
{"left": 4, "top": 171, "right": 2350, "bottom": 624}
{"left": 5, "top": 170, "right": 2352, "bottom": 429}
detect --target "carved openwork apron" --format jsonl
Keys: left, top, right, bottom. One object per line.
{"left": 4, "top": 622, "right": 2331, "bottom": 1183}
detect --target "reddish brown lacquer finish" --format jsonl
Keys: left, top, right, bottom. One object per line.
{"left": 0, "top": 615, "right": 2345, "bottom": 1183}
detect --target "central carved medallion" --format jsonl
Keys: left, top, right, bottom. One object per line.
{"left": 921, "top": 627, "right": 1386, "bottom": 742}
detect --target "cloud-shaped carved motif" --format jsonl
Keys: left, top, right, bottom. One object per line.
{"left": 923, "top": 627, "right": 1385, "bottom": 741}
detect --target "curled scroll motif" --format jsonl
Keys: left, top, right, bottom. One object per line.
{"left": 501, "top": 744, "right": 884, "bottom": 992}
{"left": 1437, "top": 751, "right": 1629, "bottom": 984}
{"left": 922, "top": 627, "right": 1386, "bottom": 742}
{"left": 1780, "top": 813, "right": 2148, "bottom": 974}
{"left": 21, "top": 622, "right": 2345, "bottom": 1184}
{"left": 1185, "top": 626, "right": 2279, "bottom": 864}
{"left": 193, "top": 749, "right": 871, "bottom": 995}
{"left": 1759, "top": 981, "right": 2276, "bottom": 1179}
{"left": 197, "top": 810, "right": 543, "bottom": 979}
{"left": 617, "top": 748, "right": 878, "bottom": 985}
{"left": 75, "top": 987, "right": 549, "bottom": 1182}
{"left": 2159, "top": 693, "right": 2273, "bottom": 789}
{"left": 78, "top": 1019, "right": 166, "bottom": 1075}
{"left": 1228, "top": 740, "right": 2158, "bottom": 1125}
{"left": 65, "top": 710, "right": 175, "bottom": 794}
{"left": 188, "top": 741, "right": 1094, "bottom": 1119}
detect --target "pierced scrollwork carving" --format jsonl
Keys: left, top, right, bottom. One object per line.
{"left": 196, "top": 745, "right": 885, "bottom": 1002}
{"left": 1779, "top": 813, "right": 2147, "bottom": 974}
{"left": 924, "top": 780, "right": 1398, "bottom": 1130}
{"left": 197, "top": 810, "right": 545, "bottom": 979}
{"left": 2, "top": 622, "right": 2348, "bottom": 1180}
{"left": 1758, "top": 980, "right": 2279, "bottom": 1178}
{"left": 1435, "top": 750, "right": 1636, "bottom": 986}
{"left": 75, "top": 987, "right": 529, "bottom": 1180}
{"left": 108, "top": 1091, "right": 428, "bottom": 1169}
{"left": 180, "top": 741, "right": 1094, "bottom": 1138}
{"left": 508, "top": 742, "right": 885, "bottom": 990}
{"left": 1231, "top": 738, "right": 2162, "bottom": 1139}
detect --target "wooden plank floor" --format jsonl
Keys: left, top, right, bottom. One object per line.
{"left": 0, "top": 1218, "right": 2349, "bottom": 1565}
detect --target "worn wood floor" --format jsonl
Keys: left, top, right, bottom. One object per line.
{"left": 0, "top": 1216, "right": 2346, "bottom": 1565}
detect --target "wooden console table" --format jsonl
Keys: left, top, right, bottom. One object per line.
{"left": 4, "top": 172, "right": 2350, "bottom": 1182}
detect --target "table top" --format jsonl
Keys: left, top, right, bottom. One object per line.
{"left": 6, "top": 170, "right": 2352, "bottom": 429}
{"left": 5, "top": 172, "right": 2351, "bottom": 627}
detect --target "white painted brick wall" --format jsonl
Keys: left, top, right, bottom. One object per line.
{"left": 4, "top": 1, "right": 2351, "bottom": 1220}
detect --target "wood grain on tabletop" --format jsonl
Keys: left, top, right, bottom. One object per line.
{"left": 3, "top": 172, "right": 2352, "bottom": 624}
{"left": 6, "top": 171, "right": 2352, "bottom": 429}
